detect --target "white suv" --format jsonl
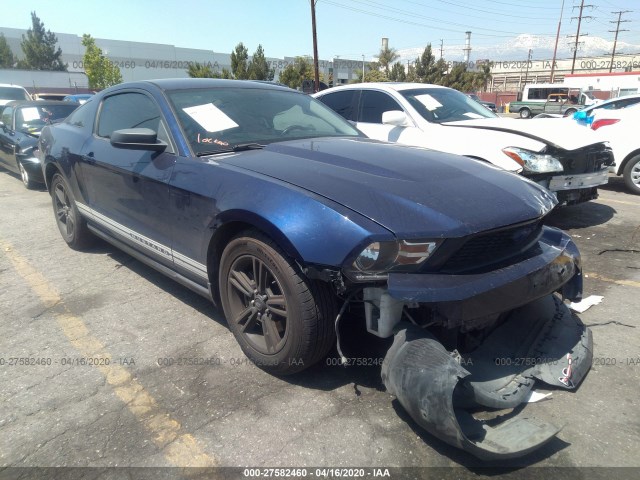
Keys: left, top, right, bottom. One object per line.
{"left": 588, "top": 103, "right": 640, "bottom": 194}
{"left": 314, "top": 83, "right": 614, "bottom": 205}
{"left": 0, "top": 84, "right": 32, "bottom": 106}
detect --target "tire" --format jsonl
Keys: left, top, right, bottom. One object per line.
{"left": 219, "top": 231, "right": 336, "bottom": 375}
{"left": 622, "top": 154, "right": 640, "bottom": 195}
{"left": 18, "top": 161, "right": 37, "bottom": 190}
{"left": 519, "top": 108, "right": 531, "bottom": 119}
{"left": 50, "top": 173, "right": 93, "bottom": 249}
{"left": 564, "top": 108, "right": 577, "bottom": 117}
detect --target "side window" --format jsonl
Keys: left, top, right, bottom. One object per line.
{"left": 65, "top": 102, "right": 94, "bottom": 129}
{"left": 318, "top": 90, "right": 358, "bottom": 121}
{"left": 97, "top": 92, "right": 172, "bottom": 152}
{"left": 1, "top": 106, "right": 13, "bottom": 128}
{"left": 358, "top": 90, "right": 403, "bottom": 124}
{"left": 98, "top": 93, "right": 159, "bottom": 137}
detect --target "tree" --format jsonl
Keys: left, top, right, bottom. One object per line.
{"left": 19, "top": 11, "right": 66, "bottom": 70}
{"left": 248, "top": 44, "right": 274, "bottom": 81}
{"left": 278, "top": 56, "right": 314, "bottom": 89}
{"left": 477, "top": 62, "right": 493, "bottom": 92}
{"left": 388, "top": 62, "right": 406, "bottom": 82}
{"left": 0, "top": 33, "right": 16, "bottom": 68}
{"left": 377, "top": 45, "right": 399, "bottom": 76}
{"left": 187, "top": 62, "right": 232, "bottom": 79}
{"left": 81, "top": 34, "right": 122, "bottom": 89}
{"left": 353, "top": 63, "right": 387, "bottom": 83}
{"left": 230, "top": 42, "right": 249, "bottom": 79}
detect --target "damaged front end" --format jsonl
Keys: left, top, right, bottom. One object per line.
{"left": 354, "top": 226, "right": 592, "bottom": 460}
{"left": 381, "top": 296, "right": 591, "bottom": 460}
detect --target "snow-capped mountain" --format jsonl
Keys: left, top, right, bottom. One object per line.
{"left": 397, "top": 34, "right": 640, "bottom": 63}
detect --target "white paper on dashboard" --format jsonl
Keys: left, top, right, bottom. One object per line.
{"left": 183, "top": 103, "right": 238, "bottom": 132}
{"left": 463, "top": 112, "right": 486, "bottom": 119}
{"left": 414, "top": 94, "right": 442, "bottom": 111}
{"left": 21, "top": 107, "right": 41, "bottom": 122}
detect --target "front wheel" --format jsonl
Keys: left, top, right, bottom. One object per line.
{"left": 564, "top": 108, "right": 577, "bottom": 117}
{"left": 50, "top": 173, "right": 93, "bottom": 249}
{"left": 19, "top": 161, "right": 37, "bottom": 190}
{"left": 219, "top": 231, "right": 336, "bottom": 375}
{"left": 623, "top": 154, "right": 640, "bottom": 195}
{"left": 519, "top": 108, "right": 531, "bottom": 119}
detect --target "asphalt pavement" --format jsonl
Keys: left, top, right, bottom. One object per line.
{"left": 0, "top": 170, "right": 638, "bottom": 480}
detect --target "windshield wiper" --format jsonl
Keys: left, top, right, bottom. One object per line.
{"left": 232, "top": 142, "right": 265, "bottom": 151}
{"left": 196, "top": 143, "right": 265, "bottom": 157}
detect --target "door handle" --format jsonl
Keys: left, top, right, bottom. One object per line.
{"left": 82, "top": 152, "right": 96, "bottom": 164}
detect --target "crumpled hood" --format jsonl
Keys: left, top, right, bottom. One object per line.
{"left": 223, "top": 137, "right": 556, "bottom": 238}
{"left": 444, "top": 117, "right": 601, "bottom": 151}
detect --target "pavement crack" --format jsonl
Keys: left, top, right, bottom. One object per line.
{"left": 598, "top": 248, "right": 640, "bottom": 255}
{"left": 585, "top": 320, "right": 636, "bottom": 328}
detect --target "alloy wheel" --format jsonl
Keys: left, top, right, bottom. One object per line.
{"left": 226, "top": 255, "right": 289, "bottom": 355}
{"left": 54, "top": 182, "right": 75, "bottom": 238}
{"left": 19, "top": 163, "right": 29, "bottom": 187}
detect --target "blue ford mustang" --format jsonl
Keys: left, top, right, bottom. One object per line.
{"left": 38, "top": 79, "right": 591, "bottom": 459}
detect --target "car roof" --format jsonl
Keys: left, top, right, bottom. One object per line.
{"left": 586, "top": 93, "right": 640, "bottom": 111}
{"left": 318, "top": 82, "right": 450, "bottom": 93}
{"left": 0, "top": 83, "right": 29, "bottom": 89}
{"left": 2, "top": 100, "right": 76, "bottom": 108}
{"left": 103, "top": 78, "right": 297, "bottom": 94}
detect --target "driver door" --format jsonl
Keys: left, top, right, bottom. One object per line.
{"left": 79, "top": 91, "right": 177, "bottom": 268}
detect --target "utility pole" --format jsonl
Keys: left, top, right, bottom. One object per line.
{"left": 524, "top": 49, "right": 532, "bottom": 84}
{"left": 310, "top": 0, "right": 320, "bottom": 92}
{"left": 439, "top": 39, "right": 444, "bottom": 59}
{"left": 550, "top": 0, "right": 565, "bottom": 83}
{"left": 569, "top": 0, "right": 593, "bottom": 74}
{"left": 609, "top": 10, "right": 631, "bottom": 73}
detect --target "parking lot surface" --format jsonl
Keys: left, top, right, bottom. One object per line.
{"left": 0, "top": 170, "right": 638, "bottom": 478}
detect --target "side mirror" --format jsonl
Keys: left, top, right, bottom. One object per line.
{"left": 110, "top": 128, "right": 167, "bottom": 151}
{"left": 382, "top": 110, "right": 409, "bottom": 127}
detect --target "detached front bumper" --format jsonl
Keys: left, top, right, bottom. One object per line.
{"left": 382, "top": 295, "right": 592, "bottom": 460}
{"left": 385, "top": 227, "right": 582, "bottom": 329}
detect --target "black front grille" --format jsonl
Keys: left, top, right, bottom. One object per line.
{"left": 440, "top": 221, "right": 543, "bottom": 273}
{"left": 554, "top": 144, "right": 614, "bottom": 174}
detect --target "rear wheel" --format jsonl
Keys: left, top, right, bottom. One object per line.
{"left": 519, "top": 108, "right": 531, "bottom": 119}
{"left": 219, "top": 231, "right": 336, "bottom": 375}
{"left": 623, "top": 154, "right": 640, "bottom": 195}
{"left": 50, "top": 173, "right": 93, "bottom": 249}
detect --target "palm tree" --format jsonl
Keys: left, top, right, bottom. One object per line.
{"left": 377, "top": 46, "right": 399, "bottom": 76}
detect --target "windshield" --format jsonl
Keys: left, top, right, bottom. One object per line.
{"left": 400, "top": 88, "right": 497, "bottom": 124}
{"left": 0, "top": 87, "right": 30, "bottom": 101}
{"left": 167, "top": 87, "right": 361, "bottom": 155}
{"left": 16, "top": 104, "right": 78, "bottom": 133}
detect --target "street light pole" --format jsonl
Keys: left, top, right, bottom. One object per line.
{"left": 362, "top": 54, "right": 365, "bottom": 82}
{"left": 310, "top": 0, "right": 320, "bottom": 92}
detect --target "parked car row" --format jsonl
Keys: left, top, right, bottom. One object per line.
{"left": 0, "top": 100, "right": 79, "bottom": 188}
{"left": 14, "top": 78, "right": 595, "bottom": 460}
{"left": 0, "top": 83, "right": 94, "bottom": 106}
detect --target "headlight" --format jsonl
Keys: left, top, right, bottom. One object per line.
{"left": 349, "top": 239, "right": 439, "bottom": 281}
{"left": 502, "top": 147, "right": 564, "bottom": 173}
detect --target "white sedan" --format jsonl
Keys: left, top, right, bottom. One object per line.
{"left": 314, "top": 83, "right": 613, "bottom": 205}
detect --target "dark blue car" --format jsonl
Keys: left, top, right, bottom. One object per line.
{"left": 38, "top": 79, "right": 592, "bottom": 459}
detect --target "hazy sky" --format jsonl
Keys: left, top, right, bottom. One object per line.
{"left": 2, "top": 0, "right": 639, "bottom": 61}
